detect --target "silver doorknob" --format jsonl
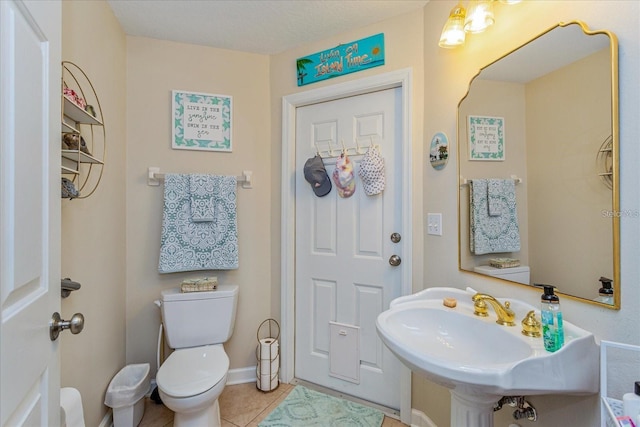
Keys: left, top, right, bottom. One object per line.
{"left": 50, "top": 312, "right": 85, "bottom": 341}
{"left": 389, "top": 255, "right": 402, "bottom": 266}
{"left": 390, "top": 232, "right": 401, "bottom": 243}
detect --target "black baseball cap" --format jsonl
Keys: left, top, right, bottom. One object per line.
{"left": 303, "top": 155, "right": 332, "bottom": 197}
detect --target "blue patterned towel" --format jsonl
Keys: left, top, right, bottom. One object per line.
{"left": 469, "top": 178, "right": 520, "bottom": 255}
{"left": 487, "top": 178, "right": 503, "bottom": 216}
{"left": 189, "top": 174, "right": 216, "bottom": 222}
{"left": 159, "top": 174, "right": 238, "bottom": 273}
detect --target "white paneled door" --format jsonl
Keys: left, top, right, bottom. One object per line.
{"left": 294, "top": 88, "right": 403, "bottom": 409}
{"left": 1, "top": 1, "right": 61, "bottom": 426}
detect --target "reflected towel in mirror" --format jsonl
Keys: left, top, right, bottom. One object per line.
{"left": 487, "top": 179, "right": 504, "bottom": 216}
{"left": 469, "top": 178, "right": 520, "bottom": 255}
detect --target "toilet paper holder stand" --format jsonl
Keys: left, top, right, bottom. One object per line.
{"left": 256, "top": 318, "right": 280, "bottom": 392}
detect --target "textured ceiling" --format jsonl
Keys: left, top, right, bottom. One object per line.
{"left": 107, "top": 0, "right": 429, "bottom": 55}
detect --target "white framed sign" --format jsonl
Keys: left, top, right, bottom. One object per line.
{"left": 468, "top": 115, "right": 505, "bottom": 161}
{"left": 172, "top": 90, "right": 232, "bottom": 152}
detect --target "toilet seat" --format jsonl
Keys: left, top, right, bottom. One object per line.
{"left": 157, "top": 344, "right": 229, "bottom": 398}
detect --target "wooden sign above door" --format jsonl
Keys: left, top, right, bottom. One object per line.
{"left": 296, "top": 33, "right": 385, "bottom": 86}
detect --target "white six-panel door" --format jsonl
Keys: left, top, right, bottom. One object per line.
{"left": 294, "top": 88, "right": 403, "bottom": 409}
{"left": 1, "top": 1, "right": 61, "bottom": 425}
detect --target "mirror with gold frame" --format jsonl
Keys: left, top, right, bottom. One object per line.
{"left": 457, "top": 21, "right": 620, "bottom": 309}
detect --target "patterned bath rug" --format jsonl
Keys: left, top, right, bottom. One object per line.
{"left": 258, "top": 385, "right": 384, "bottom": 427}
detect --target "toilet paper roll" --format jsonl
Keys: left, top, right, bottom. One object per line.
{"left": 257, "top": 338, "right": 279, "bottom": 360}
{"left": 61, "top": 387, "right": 86, "bottom": 427}
{"left": 256, "top": 372, "right": 279, "bottom": 391}
{"left": 257, "top": 355, "right": 279, "bottom": 375}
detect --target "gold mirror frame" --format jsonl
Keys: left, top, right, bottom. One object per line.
{"left": 457, "top": 21, "right": 620, "bottom": 309}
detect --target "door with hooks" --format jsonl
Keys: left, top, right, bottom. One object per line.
{"left": 294, "top": 87, "right": 404, "bottom": 409}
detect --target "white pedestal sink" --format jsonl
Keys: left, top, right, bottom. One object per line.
{"left": 376, "top": 287, "right": 598, "bottom": 427}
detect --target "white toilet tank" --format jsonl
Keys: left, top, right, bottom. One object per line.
{"left": 474, "top": 265, "right": 530, "bottom": 285}
{"left": 161, "top": 284, "right": 238, "bottom": 349}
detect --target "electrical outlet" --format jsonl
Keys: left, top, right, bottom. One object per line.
{"left": 427, "top": 213, "right": 442, "bottom": 236}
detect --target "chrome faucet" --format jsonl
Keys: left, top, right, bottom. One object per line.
{"left": 472, "top": 293, "right": 516, "bottom": 326}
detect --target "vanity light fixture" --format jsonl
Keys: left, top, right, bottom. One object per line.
{"left": 438, "top": 4, "right": 467, "bottom": 48}
{"left": 464, "top": 0, "right": 495, "bottom": 34}
{"left": 439, "top": 0, "right": 521, "bottom": 49}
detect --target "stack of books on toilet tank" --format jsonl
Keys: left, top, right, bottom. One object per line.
{"left": 180, "top": 277, "right": 218, "bottom": 292}
{"left": 489, "top": 258, "right": 521, "bottom": 268}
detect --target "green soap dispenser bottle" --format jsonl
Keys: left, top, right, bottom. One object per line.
{"left": 538, "top": 284, "right": 564, "bottom": 352}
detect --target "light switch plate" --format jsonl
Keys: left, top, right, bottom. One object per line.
{"left": 427, "top": 213, "right": 442, "bottom": 236}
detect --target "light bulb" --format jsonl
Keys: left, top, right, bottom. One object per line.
{"left": 464, "top": 0, "right": 495, "bottom": 34}
{"left": 439, "top": 5, "right": 467, "bottom": 48}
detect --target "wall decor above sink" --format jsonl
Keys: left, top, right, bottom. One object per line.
{"left": 457, "top": 21, "right": 620, "bottom": 308}
{"left": 429, "top": 132, "right": 449, "bottom": 170}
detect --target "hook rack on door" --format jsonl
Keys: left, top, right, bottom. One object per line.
{"left": 314, "top": 137, "right": 375, "bottom": 159}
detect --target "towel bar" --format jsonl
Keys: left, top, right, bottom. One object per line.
{"left": 147, "top": 167, "right": 252, "bottom": 189}
{"left": 459, "top": 175, "right": 522, "bottom": 188}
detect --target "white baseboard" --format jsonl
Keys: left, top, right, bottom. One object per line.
{"left": 98, "top": 410, "right": 113, "bottom": 427}
{"left": 226, "top": 366, "right": 260, "bottom": 385}
{"left": 411, "top": 408, "right": 438, "bottom": 427}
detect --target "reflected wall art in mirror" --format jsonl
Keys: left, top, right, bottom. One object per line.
{"left": 457, "top": 21, "right": 620, "bottom": 309}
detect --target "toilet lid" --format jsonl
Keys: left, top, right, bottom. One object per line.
{"left": 156, "top": 345, "right": 229, "bottom": 398}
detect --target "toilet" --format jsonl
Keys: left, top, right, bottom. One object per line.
{"left": 474, "top": 265, "right": 530, "bottom": 285}
{"left": 156, "top": 285, "right": 238, "bottom": 427}
{"left": 60, "top": 387, "right": 85, "bottom": 427}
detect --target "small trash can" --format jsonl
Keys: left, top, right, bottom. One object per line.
{"left": 105, "top": 363, "right": 151, "bottom": 427}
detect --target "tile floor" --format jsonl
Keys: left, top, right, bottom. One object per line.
{"left": 139, "top": 382, "right": 407, "bottom": 427}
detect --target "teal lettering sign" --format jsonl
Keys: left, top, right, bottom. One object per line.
{"left": 296, "top": 33, "right": 385, "bottom": 86}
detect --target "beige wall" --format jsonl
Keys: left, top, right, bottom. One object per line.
{"left": 124, "top": 38, "right": 272, "bottom": 374}
{"left": 56, "top": 1, "right": 640, "bottom": 426}
{"left": 527, "top": 49, "right": 612, "bottom": 299}
{"left": 61, "top": 1, "right": 127, "bottom": 425}
{"left": 421, "top": 1, "right": 639, "bottom": 426}
{"left": 458, "top": 79, "right": 530, "bottom": 271}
